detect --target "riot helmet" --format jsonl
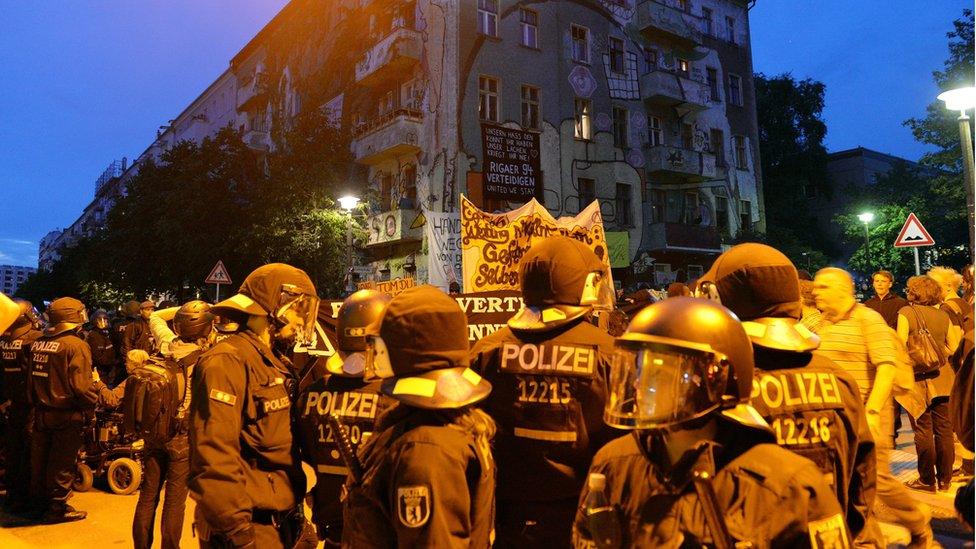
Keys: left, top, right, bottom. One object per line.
{"left": 92, "top": 309, "right": 111, "bottom": 331}
{"left": 699, "top": 243, "right": 819, "bottom": 352}
{"left": 363, "top": 285, "right": 491, "bottom": 409}
{"left": 508, "top": 236, "right": 613, "bottom": 331}
{"left": 331, "top": 289, "right": 391, "bottom": 376}
{"left": 4, "top": 298, "right": 43, "bottom": 337}
{"left": 174, "top": 300, "right": 215, "bottom": 343}
{"left": 212, "top": 263, "right": 320, "bottom": 347}
{"left": 45, "top": 297, "right": 89, "bottom": 336}
{"left": 605, "top": 297, "right": 766, "bottom": 432}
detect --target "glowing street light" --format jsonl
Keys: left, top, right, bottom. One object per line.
{"left": 858, "top": 212, "right": 874, "bottom": 272}
{"left": 937, "top": 86, "right": 976, "bottom": 254}
{"left": 338, "top": 194, "right": 360, "bottom": 293}
{"left": 338, "top": 194, "right": 360, "bottom": 211}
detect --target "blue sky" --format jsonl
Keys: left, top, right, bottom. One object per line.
{"left": 0, "top": 0, "right": 969, "bottom": 267}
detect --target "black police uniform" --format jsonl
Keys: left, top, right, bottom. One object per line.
{"left": 470, "top": 319, "right": 618, "bottom": 546}
{"left": 0, "top": 325, "right": 41, "bottom": 510}
{"left": 294, "top": 372, "right": 394, "bottom": 544}
{"left": 572, "top": 422, "right": 850, "bottom": 548}
{"left": 750, "top": 349, "right": 878, "bottom": 542}
{"left": 85, "top": 328, "right": 118, "bottom": 384}
{"left": 122, "top": 317, "right": 154, "bottom": 357}
{"left": 28, "top": 330, "right": 100, "bottom": 515}
{"left": 189, "top": 331, "right": 307, "bottom": 548}
{"left": 342, "top": 405, "right": 496, "bottom": 548}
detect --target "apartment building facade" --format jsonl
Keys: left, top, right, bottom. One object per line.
{"left": 0, "top": 265, "right": 37, "bottom": 296}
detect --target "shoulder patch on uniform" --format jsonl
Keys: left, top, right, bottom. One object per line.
{"left": 209, "top": 388, "right": 237, "bottom": 406}
{"left": 807, "top": 513, "right": 850, "bottom": 549}
{"left": 397, "top": 485, "right": 430, "bottom": 528}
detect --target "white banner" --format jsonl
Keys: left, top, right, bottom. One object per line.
{"left": 425, "top": 209, "right": 462, "bottom": 292}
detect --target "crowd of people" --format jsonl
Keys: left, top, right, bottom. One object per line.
{"left": 0, "top": 238, "right": 972, "bottom": 548}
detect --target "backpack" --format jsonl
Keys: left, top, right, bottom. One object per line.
{"left": 905, "top": 305, "right": 947, "bottom": 381}
{"left": 122, "top": 357, "right": 180, "bottom": 444}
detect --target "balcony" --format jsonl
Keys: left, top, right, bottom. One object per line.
{"left": 646, "top": 222, "right": 722, "bottom": 253}
{"left": 645, "top": 145, "right": 717, "bottom": 182}
{"left": 355, "top": 27, "right": 423, "bottom": 86}
{"left": 243, "top": 127, "right": 270, "bottom": 151}
{"left": 641, "top": 70, "right": 709, "bottom": 111}
{"left": 366, "top": 208, "right": 423, "bottom": 247}
{"left": 237, "top": 72, "right": 269, "bottom": 112}
{"left": 635, "top": 1, "right": 703, "bottom": 46}
{"left": 352, "top": 108, "right": 423, "bottom": 165}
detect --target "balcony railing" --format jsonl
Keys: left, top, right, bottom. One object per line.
{"left": 646, "top": 222, "right": 722, "bottom": 253}
{"left": 355, "top": 27, "right": 423, "bottom": 85}
{"left": 352, "top": 108, "right": 423, "bottom": 165}
{"left": 645, "top": 145, "right": 716, "bottom": 182}
{"left": 635, "top": 1, "right": 703, "bottom": 45}
{"left": 237, "top": 72, "right": 269, "bottom": 112}
{"left": 641, "top": 70, "right": 710, "bottom": 110}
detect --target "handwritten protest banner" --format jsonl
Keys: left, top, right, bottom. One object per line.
{"left": 424, "top": 210, "right": 462, "bottom": 292}
{"left": 460, "top": 195, "right": 611, "bottom": 293}
{"left": 357, "top": 277, "right": 416, "bottom": 296}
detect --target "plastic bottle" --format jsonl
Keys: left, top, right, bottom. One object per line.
{"left": 584, "top": 473, "right": 621, "bottom": 549}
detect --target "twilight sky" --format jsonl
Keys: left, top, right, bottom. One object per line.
{"left": 0, "top": 0, "right": 969, "bottom": 267}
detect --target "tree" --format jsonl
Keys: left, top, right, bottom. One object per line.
{"left": 754, "top": 73, "right": 837, "bottom": 266}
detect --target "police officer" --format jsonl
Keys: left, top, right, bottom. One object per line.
{"left": 469, "top": 235, "right": 619, "bottom": 547}
{"left": 86, "top": 309, "right": 118, "bottom": 385}
{"left": 699, "top": 243, "right": 880, "bottom": 544}
{"left": 190, "top": 263, "right": 320, "bottom": 548}
{"left": 0, "top": 299, "right": 43, "bottom": 514}
{"left": 123, "top": 300, "right": 156, "bottom": 358}
{"left": 343, "top": 285, "right": 496, "bottom": 547}
{"left": 29, "top": 297, "right": 109, "bottom": 523}
{"left": 573, "top": 297, "right": 850, "bottom": 548}
{"left": 294, "top": 289, "right": 396, "bottom": 546}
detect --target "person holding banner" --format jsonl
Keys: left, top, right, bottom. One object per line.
{"left": 469, "top": 236, "right": 620, "bottom": 547}
{"left": 294, "top": 289, "right": 397, "bottom": 546}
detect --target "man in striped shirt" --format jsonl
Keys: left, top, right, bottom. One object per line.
{"left": 813, "top": 267, "right": 935, "bottom": 548}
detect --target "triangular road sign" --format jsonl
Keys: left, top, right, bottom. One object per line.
{"left": 893, "top": 213, "right": 935, "bottom": 248}
{"left": 205, "top": 260, "right": 233, "bottom": 284}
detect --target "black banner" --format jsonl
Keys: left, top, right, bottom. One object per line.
{"left": 481, "top": 124, "right": 542, "bottom": 201}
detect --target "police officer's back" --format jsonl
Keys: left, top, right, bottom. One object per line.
{"left": 294, "top": 289, "right": 397, "bottom": 545}
{"left": 189, "top": 263, "right": 320, "bottom": 549}
{"left": 0, "top": 299, "right": 43, "bottom": 514}
{"left": 573, "top": 298, "right": 850, "bottom": 548}
{"left": 470, "top": 236, "right": 619, "bottom": 547}
{"left": 29, "top": 297, "right": 107, "bottom": 523}
{"left": 699, "top": 243, "right": 879, "bottom": 543}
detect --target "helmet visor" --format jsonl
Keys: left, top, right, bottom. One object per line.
{"left": 94, "top": 316, "right": 110, "bottom": 330}
{"left": 605, "top": 338, "right": 729, "bottom": 429}
{"left": 363, "top": 335, "right": 394, "bottom": 381}
{"left": 580, "top": 271, "right": 615, "bottom": 311}
{"left": 275, "top": 284, "right": 320, "bottom": 347}
{"left": 694, "top": 281, "right": 721, "bottom": 303}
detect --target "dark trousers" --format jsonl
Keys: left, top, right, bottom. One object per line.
{"left": 911, "top": 398, "right": 955, "bottom": 485}
{"left": 29, "top": 409, "right": 84, "bottom": 512}
{"left": 3, "top": 405, "right": 32, "bottom": 508}
{"left": 494, "top": 497, "right": 578, "bottom": 548}
{"left": 133, "top": 435, "right": 189, "bottom": 549}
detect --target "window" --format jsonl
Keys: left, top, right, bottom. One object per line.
{"left": 734, "top": 135, "right": 748, "bottom": 169}
{"left": 740, "top": 199, "right": 752, "bottom": 230}
{"left": 702, "top": 7, "right": 713, "bottom": 34}
{"left": 521, "top": 85, "right": 540, "bottom": 130}
{"left": 681, "top": 123, "right": 693, "bottom": 149}
{"left": 520, "top": 8, "right": 538, "bottom": 48}
{"left": 725, "top": 16, "right": 736, "bottom": 43}
{"left": 706, "top": 68, "right": 719, "bottom": 101}
{"left": 728, "top": 74, "right": 742, "bottom": 106}
{"left": 612, "top": 106, "right": 628, "bottom": 147}
{"left": 615, "top": 183, "right": 633, "bottom": 226}
{"left": 478, "top": 0, "right": 499, "bottom": 37}
{"left": 648, "top": 116, "right": 663, "bottom": 146}
{"left": 403, "top": 164, "right": 417, "bottom": 207}
{"left": 479, "top": 76, "right": 499, "bottom": 122}
{"left": 682, "top": 191, "right": 699, "bottom": 224}
{"left": 571, "top": 25, "right": 590, "bottom": 63}
{"left": 677, "top": 58, "right": 689, "bottom": 75}
{"left": 643, "top": 48, "right": 658, "bottom": 73}
{"left": 574, "top": 98, "right": 592, "bottom": 139}
{"left": 715, "top": 196, "right": 729, "bottom": 230}
{"left": 579, "top": 178, "right": 596, "bottom": 208}
{"left": 710, "top": 129, "right": 725, "bottom": 165}
{"left": 380, "top": 173, "right": 393, "bottom": 210}
{"left": 650, "top": 189, "right": 666, "bottom": 223}
{"left": 609, "top": 37, "right": 625, "bottom": 73}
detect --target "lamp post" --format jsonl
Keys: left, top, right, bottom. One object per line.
{"left": 338, "top": 195, "right": 360, "bottom": 294}
{"left": 858, "top": 212, "right": 874, "bottom": 274}
{"left": 937, "top": 86, "right": 976, "bottom": 256}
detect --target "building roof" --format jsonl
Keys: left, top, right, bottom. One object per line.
{"left": 827, "top": 146, "right": 920, "bottom": 167}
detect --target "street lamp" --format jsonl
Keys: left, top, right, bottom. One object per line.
{"left": 858, "top": 212, "right": 874, "bottom": 273}
{"left": 937, "top": 86, "right": 976, "bottom": 256}
{"left": 339, "top": 195, "right": 360, "bottom": 293}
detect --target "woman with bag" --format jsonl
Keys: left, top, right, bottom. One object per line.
{"left": 896, "top": 275, "right": 962, "bottom": 492}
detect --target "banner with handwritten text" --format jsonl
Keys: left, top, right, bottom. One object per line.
{"left": 424, "top": 210, "right": 462, "bottom": 292}
{"left": 460, "top": 195, "right": 612, "bottom": 293}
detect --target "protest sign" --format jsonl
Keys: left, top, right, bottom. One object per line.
{"left": 481, "top": 124, "right": 542, "bottom": 201}
{"left": 425, "top": 210, "right": 462, "bottom": 291}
